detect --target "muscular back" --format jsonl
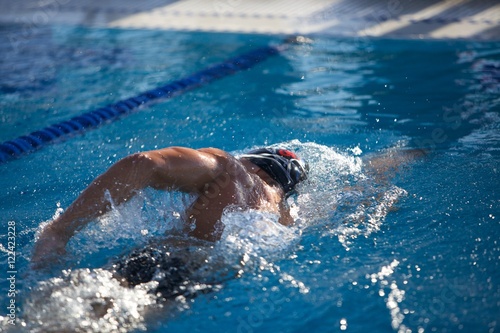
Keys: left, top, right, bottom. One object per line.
{"left": 182, "top": 148, "right": 288, "bottom": 241}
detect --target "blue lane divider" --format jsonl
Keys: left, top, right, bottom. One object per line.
{"left": 0, "top": 42, "right": 288, "bottom": 164}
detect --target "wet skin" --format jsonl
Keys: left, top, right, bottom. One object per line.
{"left": 32, "top": 147, "right": 293, "bottom": 267}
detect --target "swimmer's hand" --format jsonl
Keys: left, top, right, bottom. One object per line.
{"left": 31, "top": 224, "right": 68, "bottom": 270}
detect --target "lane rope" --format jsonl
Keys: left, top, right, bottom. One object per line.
{"left": 0, "top": 41, "right": 292, "bottom": 163}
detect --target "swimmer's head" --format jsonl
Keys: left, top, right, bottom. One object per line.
{"left": 240, "top": 147, "right": 309, "bottom": 195}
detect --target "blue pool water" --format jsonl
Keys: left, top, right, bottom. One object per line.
{"left": 0, "top": 25, "right": 499, "bottom": 333}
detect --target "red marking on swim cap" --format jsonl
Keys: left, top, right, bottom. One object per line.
{"left": 278, "top": 149, "right": 298, "bottom": 159}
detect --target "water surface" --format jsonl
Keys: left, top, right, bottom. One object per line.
{"left": 0, "top": 25, "right": 499, "bottom": 333}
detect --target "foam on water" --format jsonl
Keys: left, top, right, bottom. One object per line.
{"left": 24, "top": 269, "right": 158, "bottom": 333}
{"left": 67, "top": 189, "right": 196, "bottom": 265}
{"left": 274, "top": 141, "right": 408, "bottom": 250}
{"left": 7, "top": 141, "right": 412, "bottom": 332}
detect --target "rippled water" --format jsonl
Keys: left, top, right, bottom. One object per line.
{"left": 0, "top": 25, "right": 499, "bottom": 333}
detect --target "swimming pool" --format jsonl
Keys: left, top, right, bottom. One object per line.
{"left": 0, "top": 24, "right": 499, "bottom": 333}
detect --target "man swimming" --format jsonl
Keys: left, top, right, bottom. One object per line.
{"left": 31, "top": 146, "right": 309, "bottom": 267}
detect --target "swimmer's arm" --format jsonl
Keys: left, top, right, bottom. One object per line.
{"left": 32, "top": 147, "right": 222, "bottom": 266}
{"left": 363, "top": 148, "right": 427, "bottom": 184}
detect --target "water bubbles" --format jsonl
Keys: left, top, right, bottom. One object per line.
{"left": 279, "top": 272, "right": 310, "bottom": 294}
{"left": 24, "top": 141, "right": 415, "bottom": 332}
{"left": 24, "top": 268, "right": 157, "bottom": 333}
{"left": 67, "top": 189, "right": 192, "bottom": 259}
{"left": 349, "top": 146, "right": 363, "bottom": 156}
{"left": 366, "top": 260, "right": 412, "bottom": 333}
{"left": 263, "top": 140, "right": 408, "bottom": 255}
{"left": 340, "top": 318, "right": 348, "bottom": 330}
{"left": 216, "top": 208, "right": 299, "bottom": 269}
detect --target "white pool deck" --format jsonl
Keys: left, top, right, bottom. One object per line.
{"left": 1, "top": 0, "right": 499, "bottom": 40}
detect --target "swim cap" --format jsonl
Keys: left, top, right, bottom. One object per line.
{"left": 240, "top": 148, "right": 309, "bottom": 194}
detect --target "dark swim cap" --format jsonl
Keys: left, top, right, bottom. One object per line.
{"left": 240, "top": 148, "right": 309, "bottom": 194}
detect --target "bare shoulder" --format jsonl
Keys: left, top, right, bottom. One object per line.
{"left": 139, "top": 147, "right": 222, "bottom": 166}
{"left": 197, "top": 148, "right": 258, "bottom": 186}
{"left": 197, "top": 148, "right": 248, "bottom": 170}
{"left": 135, "top": 147, "right": 233, "bottom": 192}
{"left": 197, "top": 147, "right": 231, "bottom": 159}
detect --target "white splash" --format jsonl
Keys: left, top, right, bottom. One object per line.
{"left": 22, "top": 141, "right": 412, "bottom": 332}
{"left": 67, "top": 189, "right": 194, "bottom": 259}
{"left": 24, "top": 268, "right": 158, "bottom": 333}
{"left": 213, "top": 208, "right": 301, "bottom": 281}
{"left": 336, "top": 185, "right": 407, "bottom": 250}
{"left": 216, "top": 208, "right": 309, "bottom": 295}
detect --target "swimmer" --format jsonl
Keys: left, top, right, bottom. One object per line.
{"left": 31, "top": 146, "right": 309, "bottom": 268}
